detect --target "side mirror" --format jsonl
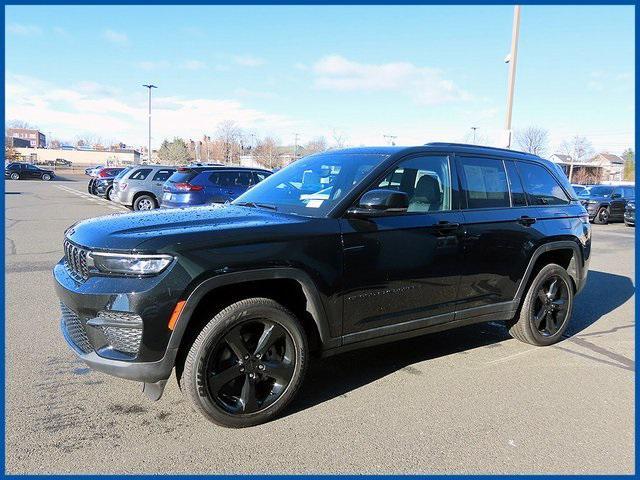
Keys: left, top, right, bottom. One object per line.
{"left": 347, "top": 189, "right": 409, "bottom": 217}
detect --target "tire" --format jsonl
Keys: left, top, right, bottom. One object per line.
{"left": 10, "top": 172, "right": 19, "bottom": 180}
{"left": 593, "top": 206, "right": 609, "bottom": 224}
{"left": 133, "top": 194, "right": 157, "bottom": 211}
{"left": 507, "top": 263, "right": 574, "bottom": 346}
{"left": 625, "top": 221, "right": 634, "bottom": 227}
{"left": 182, "top": 297, "right": 308, "bottom": 428}
{"left": 42, "top": 173, "right": 51, "bottom": 181}
{"left": 106, "top": 187, "right": 116, "bottom": 201}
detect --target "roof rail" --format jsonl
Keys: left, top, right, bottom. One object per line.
{"left": 425, "top": 142, "right": 538, "bottom": 157}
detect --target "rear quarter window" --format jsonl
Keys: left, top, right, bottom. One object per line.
{"left": 517, "top": 162, "right": 570, "bottom": 205}
{"left": 152, "top": 169, "right": 175, "bottom": 182}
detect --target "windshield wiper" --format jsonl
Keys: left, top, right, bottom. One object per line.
{"left": 235, "top": 201, "right": 278, "bottom": 211}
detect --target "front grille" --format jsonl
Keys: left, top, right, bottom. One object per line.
{"left": 102, "top": 326, "right": 143, "bottom": 354}
{"left": 64, "top": 240, "right": 89, "bottom": 280}
{"left": 60, "top": 302, "right": 93, "bottom": 354}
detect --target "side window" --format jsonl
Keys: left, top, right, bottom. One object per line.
{"left": 504, "top": 160, "right": 527, "bottom": 207}
{"left": 129, "top": 168, "right": 152, "bottom": 180}
{"left": 458, "top": 157, "right": 510, "bottom": 209}
{"left": 517, "top": 162, "right": 570, "bottom": 205}
{"left": 254, "top": 171, "right": 269, "bottom": 182}
{"left": 376, "top": 156, "right": 452, "bottom": 213}
{"left": 217, "top": 172, "right": 236, "bottom": 187}
{"left": 237, "top": 172, "right": 254, "bottom": 186}
{"left": 152, "top": 169, "right": 175, "bottom": 182}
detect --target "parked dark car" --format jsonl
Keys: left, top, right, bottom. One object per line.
{"left": 6, "top": 162, "right": 55, "bottom": 181}
{"left": 54, "top": 143, "right": 590, "bottom": 428}
{"left": 579, "top": 184, "right": 635, "bottom": 224}
{"left": 46, "top": 158, "right": 72, "bottom": 167}
{"left": 88, "top": 167, "right": 126, "bottom": 196}
{"left": 161, "top": 166, "right": 272, "bottom": 208}
{"left": 90, "top": 167, "right": 130, "bottom": 201}
{"left": 624, "top": 200, "right": 635, "bottom": 226}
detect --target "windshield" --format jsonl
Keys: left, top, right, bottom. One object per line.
{"left": 233, "top": 152, "right": 389, "bottom": 216}
{"left": 589, "top": 186, "right": 613, "bottom": 197}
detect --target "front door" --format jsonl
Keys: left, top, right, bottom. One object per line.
{"left": 340, "top": 154, "right": 464, "bottom": 338}
{"left": 609, "top": 186, "right": 634, "bottom": 221}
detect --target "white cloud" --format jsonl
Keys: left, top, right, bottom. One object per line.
{"left": 234, "top": 88, "right": 278, "bottom": 100}
{"left": 5, "top": 73, "right": 295, "bottom": 148}
{"left": 311, "top": 54, "right": 471, "bottom": 105}
{"left": 183, "top": 60, "right": 206, "bottom": 70}
{"left": 7, "top": 23, "right": 42, "bottom": 36}
{"left": 53, "top": 27, "right": 71, "bottom": 38}
{"left": 233, "top": 55, "right": 266, "bottom": 67}
{"left": 103, "top": 29, "right": 128, "bottom": 45}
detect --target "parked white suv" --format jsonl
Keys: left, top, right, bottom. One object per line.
{"left": 113, "top": 165, "right": 176, "bottom": 210}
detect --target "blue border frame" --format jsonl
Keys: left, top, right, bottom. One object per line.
{"left": 1, "top": 1, "right": 637, "bottom": 477}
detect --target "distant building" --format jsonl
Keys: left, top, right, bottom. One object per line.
{"left": 6, "top": 128, "right": 46, "bottom": 148}
{"left": 550, "top": 152, "right": 625, "bottom": 183}
{"left": 13, "top": 147, "right": 140, "bottom": 167}
{"left": 5, "top": 136, "right": 30, "bottom": 148}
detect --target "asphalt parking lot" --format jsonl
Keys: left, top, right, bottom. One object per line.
{"left": 5, "top": 174, "right": 635, "bottom": 474}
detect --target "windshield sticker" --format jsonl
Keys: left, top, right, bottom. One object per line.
{"left": 306, "top": 199, "right": 324, "bottom": 208}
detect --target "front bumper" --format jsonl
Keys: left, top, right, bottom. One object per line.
{"left": 54, "top": 259, "right": 189, "bottom": 383}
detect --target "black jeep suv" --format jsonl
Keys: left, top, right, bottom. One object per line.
{"left": 54, "top": 143, "right": 591, "bottom": 428}
{"left": 579, "top": 184, "right": 635, "bottom": 224}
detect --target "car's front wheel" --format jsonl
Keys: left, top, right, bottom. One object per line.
{"left": 182, "top": 298, "right": 308, "bottom": 428}
{"left": 593, "top": 206, "right": 609, "bottom": 224}
{"left": 106, "top": 187, "right": 116, "bottom": 201}
{"left": 10, "top": 172, "right": 19, "bottom": 180}
{"left": 507, "top": 263, "right": 574, "bottom": 346}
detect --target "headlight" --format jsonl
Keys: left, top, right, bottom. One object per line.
{"left": 87, "top": 252, "right": 173, "bottom": 275}
{"left": 587, "top": 200, "right": 598, "bottom": 205}
{"left": 627, "top": 202, "right": 635, "bottom": 210}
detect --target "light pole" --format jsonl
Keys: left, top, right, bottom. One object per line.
{"left": 504, "top": 5, "right": 521, "bottom": 148}
{"left": 142, "top": 84, "right": 157, "bottom": 163}
{"left": 293, "top": 133, "right": 300, "bottom": 162}
{"left": 470, "top": 127, "right": 478, "bottom": 144}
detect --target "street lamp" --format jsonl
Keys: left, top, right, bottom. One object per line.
{"left": 142, "top": 84, "right": 157, "bottom": 163}
{"left": 504, "top": 5, "right": 521, "bottom": 148}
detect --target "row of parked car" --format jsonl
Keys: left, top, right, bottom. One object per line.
{"left": 86, "top": 163, "right": 272, "bottom": 210}
{"left": 572, "top": 183, "right": 635, "bottom": 226}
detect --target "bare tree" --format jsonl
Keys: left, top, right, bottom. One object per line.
{"left": 6, "top": 119, "right": 36, "bottom": 131}
{"left": 254, "top": 136, "right": 280, "bottom": 169}
{"left": 215, "top": 121, "right": 243, "bottom": 164}
{"left": 304, "top": 136, "right": 328, "bottom": 156}
{"left": 560, "top": 135, "right": 595, "bottom": 181}
{"left": 514, "top": 126, "right": 549, "bottom": 156}
{"left": 331, "top": 129, "right": 348, "bottom": 149}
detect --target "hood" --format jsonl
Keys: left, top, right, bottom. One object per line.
{"left": 65, "top": 204, "right": 311, "bottom": 251}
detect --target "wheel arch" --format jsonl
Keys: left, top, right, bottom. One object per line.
{"left": 132, "top": 190, "right": 158, "bottom": 207}
{"left": 514, "top": 240, "right": 584, "bottom": 308}
{"left": 168, "top": 268, "right": 337, "bottom": 380}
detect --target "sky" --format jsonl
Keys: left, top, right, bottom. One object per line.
{"left": 5, "top": 5, "right": 635, "bottom": 155}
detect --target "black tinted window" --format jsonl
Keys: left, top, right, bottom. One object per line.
{"left": 459, "top": 157, "right": 510, "bottom": 209}
{"left": 129, "top": 168, "right": 152, "bottom": 180}
{"left": 254, "top": 171, "right": 269, "bottom": 182}
{"left": 505, "top": 161, "right": 527, "bottom": 206}
{"left": 152, "top": 169, "right": 175, "bottom": 182}
{"left": 237, "top": 172, "right": 254, "bottom": 187}
{"left": 517, "top": 162, "right": 570, "bottom": 205}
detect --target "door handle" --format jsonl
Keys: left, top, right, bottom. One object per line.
{"left": 518, "top": 215, "right": 537, "bottom": 226}
{"left": 435, "top": 221, "right": 460, "bottom": 232}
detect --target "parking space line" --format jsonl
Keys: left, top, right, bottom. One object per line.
{"left": 55, "top": 185, "right": 129, "bottom": 211}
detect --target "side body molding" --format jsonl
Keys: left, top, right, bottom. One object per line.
{"left": 165, "top": 267, "right": 340, "bottom": 354}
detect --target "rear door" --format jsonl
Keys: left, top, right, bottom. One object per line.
{"left": 455, "top": 156, "right": 547, "bottom": 312}
{"left": 150, "top": 168, "right": 176, "bottom": 199}
{"left": 609, "top": 186, "right": 634, "bottom": 220}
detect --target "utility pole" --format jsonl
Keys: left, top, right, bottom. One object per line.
{"left": 470, "top": 127, "right": 478, "bottom": 144}
{"left": 142, "top": 84, "right": 157, "bottom": 163}
{"left": 383, "top": 134, "right": 397, "bottom": 146}
{"left": 293, "top": 133, "right": 300, "bottom": 162}
{"left": 504, "top": 5, "right": 521, "bottom": 148}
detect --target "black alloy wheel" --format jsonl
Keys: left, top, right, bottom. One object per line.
{"left": 594, "top": 207, "right": 609, "bottom": 224}
{"left": 531, "top": 276, "right": 570, "bottom": 337}
{"left": 182, "top": 297, "right": 308, "bottom": 428}
{"left": 205, "top": 320, "right": 295, "bottom": 415}
{"left": 507, "top": 263, "right": 574, "bottom": 346}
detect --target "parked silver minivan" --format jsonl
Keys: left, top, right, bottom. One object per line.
{"left": 113, "top": 165, "right": 176, "bottom": 210}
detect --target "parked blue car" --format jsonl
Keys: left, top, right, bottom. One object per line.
{"left": 161, "top": 166, "right": 271, "bottom": 208}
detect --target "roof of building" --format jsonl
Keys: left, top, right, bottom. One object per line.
{"left": 594, "top": 153, "right": 624, "bottom": 164}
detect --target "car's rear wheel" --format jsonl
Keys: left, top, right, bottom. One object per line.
{"left": 133, "top": 194, "right": 157, "bottom": 211}
{"left": 10, "top": 172, "right": 19, "bottom": 180}
{"left": 42, "top": 173, "right": 51, "bottom": 181}
{"left": 593, "top": 206, "right": 609, "bottom": 224}
{"left": 182, "top": 298, "right": 308, "bottom": 428}
{"left": 507, "top": 263, "right": 574, "bottom": 346}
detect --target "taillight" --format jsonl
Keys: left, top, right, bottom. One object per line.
{"left": 120, "top": 183, "right": 127, "bottom": 190}
{"left": 98, "top": 170, "right": 109, "bottom": 177}
{"left": 175, "top": 182, "right": 203, "bottom": 191}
